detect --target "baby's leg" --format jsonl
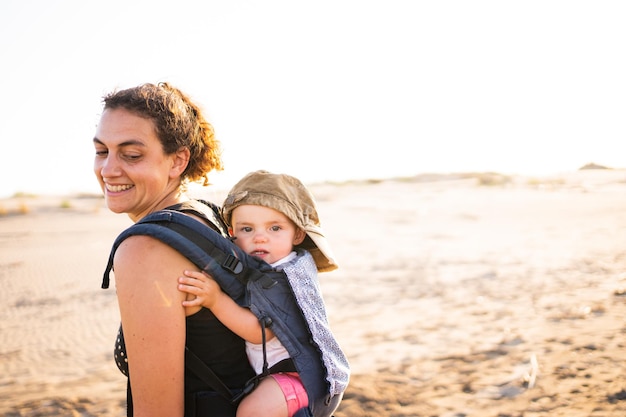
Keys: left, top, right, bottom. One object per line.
{"left": 237, "top": 376, "right": 287, "bottom": 417}
{"left": 237, "top": 373, "right": 308, "bottom": 417}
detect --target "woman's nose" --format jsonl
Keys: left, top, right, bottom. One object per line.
{"left": 98, "top": 155, "right": 120, "bottom": 178}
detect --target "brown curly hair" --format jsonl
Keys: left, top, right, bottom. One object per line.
{"left": 102, "top": 82, "right": 223, "bottom": 186}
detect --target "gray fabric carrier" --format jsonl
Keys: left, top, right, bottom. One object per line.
{"left": 101, "top": 205, "right": 343, "bottom": 417}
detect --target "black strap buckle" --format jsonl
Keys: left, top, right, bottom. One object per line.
{"left": 231, "top": 375, "right": 262, "bottom": 404}
{"left": 222, "top": 254, "right": 243, "bottom": 274}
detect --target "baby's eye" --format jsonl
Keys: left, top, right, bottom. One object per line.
{"left": 270, "top": 225, "right": 281, "bottom": 232}
{"left": 241, "top": 226, "right": 253, "bottom": 233}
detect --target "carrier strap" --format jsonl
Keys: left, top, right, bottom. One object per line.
{"left": 185, "top": 348, "right": 297, "bottom": 405}
{"left": 268, "top": 358, "right": 297, "bottom": 374}
{"left": 185, "top": 346, "right": 236, "bottom": 403}
{"left": 102, "top": 210, "right": 246, "bottom": 290}
{"left": 164, "top": 222, "right": 245, "bottom": 276}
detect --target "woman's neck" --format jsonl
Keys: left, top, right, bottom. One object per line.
{"left": 128, "top": 189, "right": 189, "bottom": 223}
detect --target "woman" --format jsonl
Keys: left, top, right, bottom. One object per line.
{"left": 94, "top": 82, "right": 254, "bottom": 417}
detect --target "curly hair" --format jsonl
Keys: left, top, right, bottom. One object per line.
{"left": 103, "top": 82, "right": 223, "bottom": 186}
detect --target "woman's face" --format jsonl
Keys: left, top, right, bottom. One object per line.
{"left": 93, "top": 108, "right": 183, "bottom": 221}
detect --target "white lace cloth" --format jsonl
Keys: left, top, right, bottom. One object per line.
{"left": 277, "top": 250, "right": 350, "bottom": 396}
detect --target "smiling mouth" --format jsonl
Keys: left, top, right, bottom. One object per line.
{"left": 106, "top": 184, "right": 134, "bottom": 192}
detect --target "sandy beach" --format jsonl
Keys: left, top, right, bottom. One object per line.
{"left": 2, "top": 170, "right": 626, "bottom": 417}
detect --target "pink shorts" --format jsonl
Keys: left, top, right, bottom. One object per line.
{"left": 270, "top": 373, "right": 309, "bottom": 417}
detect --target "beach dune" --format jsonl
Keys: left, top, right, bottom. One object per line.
{"left": 2, "top": 170, "right": 626, "bottom": 416}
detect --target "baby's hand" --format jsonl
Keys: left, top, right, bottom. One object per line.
{"left": 178, "top": 270, "right": 222, "bottom": 308}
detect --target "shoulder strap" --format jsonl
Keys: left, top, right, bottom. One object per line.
{"left": 103, "top": 210, "right": 244, "bottom": 294}
{"left": 184, "top": 346, "right": 237, "bottom": 403}
{"left": 102, "top": 208, "right": 278, "bottom": 296}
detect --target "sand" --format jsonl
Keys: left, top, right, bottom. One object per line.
{"left": 2, "top": 170, "right": 626, "bottom": 417}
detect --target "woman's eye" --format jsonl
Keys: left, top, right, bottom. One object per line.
{"left": 123, "top": 153, "right": 142, "bottom": 161}
{"left": 95, "top": 149, "right": 108, "bottom": 157}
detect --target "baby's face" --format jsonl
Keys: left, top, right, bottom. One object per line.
{"left": 229, "top": 205, "right": 305, "bottom": 264}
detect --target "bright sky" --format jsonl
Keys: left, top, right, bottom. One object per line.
{"left": 1, "top": 1, "right": 625, "bottom": 198}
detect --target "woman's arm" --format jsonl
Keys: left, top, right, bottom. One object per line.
{"left": 114, "top": 235, "right": 199, "bottom": 417}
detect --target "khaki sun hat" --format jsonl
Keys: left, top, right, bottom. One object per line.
{"left": 222, "top": 170, "right": 338, "bottom": 272}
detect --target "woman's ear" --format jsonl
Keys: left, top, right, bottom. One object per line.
{"left": 293, "top": 228, "right": 306, "bottom": 245}
{"left": 170, "top": 146, "right": 190, "bottom": 178}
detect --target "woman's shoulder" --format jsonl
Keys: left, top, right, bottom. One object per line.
{"left": 113, "top": 232, "right": 201, "bottom": 314}
{"left": 114, "top": 233, "right": 193, "bottom": 269}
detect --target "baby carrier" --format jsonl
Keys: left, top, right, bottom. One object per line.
{"left": 101, "top": 202, "right": 348, "bottom": 417}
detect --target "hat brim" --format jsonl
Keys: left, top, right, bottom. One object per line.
{"left": 302, "top": 226, "right": 338, "bottom": 273}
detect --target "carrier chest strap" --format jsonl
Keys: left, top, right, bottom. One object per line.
{"left": 185, "top": 346, "right": 236, "bottom": 403}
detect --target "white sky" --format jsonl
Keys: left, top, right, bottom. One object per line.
{"left": 1, "top": 0, "right": 625, "bottom": 197}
